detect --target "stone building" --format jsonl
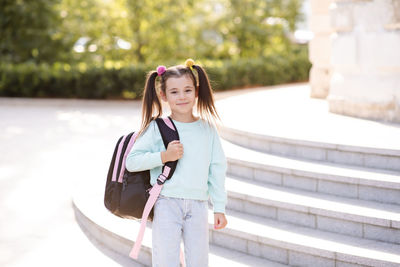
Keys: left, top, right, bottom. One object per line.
{"left": 309, "top": 0, "right": 400, "bottom": 122}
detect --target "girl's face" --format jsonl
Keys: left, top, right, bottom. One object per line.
{"left": 161, "top": 75, "right": 198, "bottom": 117}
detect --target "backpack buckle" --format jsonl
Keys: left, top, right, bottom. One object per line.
{"left": 157, "top": 173, "right": 168, "bottom": 185}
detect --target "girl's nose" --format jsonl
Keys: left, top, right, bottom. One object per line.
{"left": 178, "top": 92, "right": 185, "bottom": 99}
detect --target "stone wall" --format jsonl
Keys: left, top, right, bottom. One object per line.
{"left": 309, "top": 0, "right": 332, "bottom": 99}
{"left": 309, "top": 0, "right": 400, "bottom": 122}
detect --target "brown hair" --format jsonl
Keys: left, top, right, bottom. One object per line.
{"left": 137, "top": 63, "right": 220, "bottom": 136}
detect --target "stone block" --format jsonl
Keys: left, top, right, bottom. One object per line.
{"left": 315, "top": 205, "right": 390, "bottom": 227}
{"left": 228, "top": 164, "right": 254, "bottom": 179}
{"left": 248, "top": 137, "right": 270, "bottom": 153}
{"left": 310, "top": 14, "right": 332, "bottom": 34}
{"left": 385, "top": 0, "right": 400, "bottom": 30}
{"left": 310, "top": 0, "right": 332, "bottom": 14}
{"left": 326, "top": 149, "right": 364, "bottom": 167}
{"left": 309, "top": 66, "right": 331, "bottom": 99}
{"left": 243, "top": 200, "right": 277, "bottom": 220}
{"left": 330, "top": 2, "right": 353, "bottom": 32}
{"left": 331, "top": 33, "right": 357, "bottom": 67}
{"left": 317, "top": 215, "right": 363, "bottom": 237}
{"left": 353, "top": 0, "right": 398, "bottom": 32}
{"left": 248, "top": 240, "right": 289, "bottom": 264}
{"left": 289, "top": 251, "right": 335, "bottom": 267}
{"left": 328, "top": 73, "right": 397, "bottom": 102}
{"left": 283, "top": 174, "right": 317, "bottom": 192}
{"left": 359, "top": 32, "right": 400, "bottom": 68}
{"left": 328, "top": 83, "right": 400, "bottom": 124}
{"left": 309, "top": 35, "right": 332, "bottom": 65}
{"left": 278, "top": 208, "right": 316, "bottom": 228}
{"left": 364, "top": 224, "right": 400, "bottom": 244}
{"left": 230, "top": 132, "right": 250, "bottom": 148}
{"left": 392, "top": 221, "right": 400, "bottom": 229}
{"left": 358, "top": 185, "right": 400, "bottom": 205}
{"left": 254, "top": 168, "right": 283, "bottom": 185}
{"left": 295, "top": 145, "right": 327, "bottom": 161}
{"left": 270, "top": 142, "right": 296, "bottom": 158}
{"left": 364, "top": 153, "right": 400, "bottom": 172}
{"left": 219, "top": 128, "right": 234, "bottom": 142}
{"left": 212, "top": 231, "right": 247, "bottom": 254}
{"left": 318, "top": 180, "right": 358, "bottom": 199}
{"left": 226, "top": 196, "right": 244, "bottom": 212}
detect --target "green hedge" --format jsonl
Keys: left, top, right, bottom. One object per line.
{"left": 0, "top": 51, "right": 311, "bottom": 99}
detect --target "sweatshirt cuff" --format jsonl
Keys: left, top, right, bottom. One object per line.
{"left": 142, "top": 151, "right": 163, "bottom": 169}
{"left": 213, "top": 202, "right": 226, "bottom": 214}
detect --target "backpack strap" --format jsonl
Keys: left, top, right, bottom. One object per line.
{"left": 154, "top": 116, "right": 180, "bottom": 184}
{"left": 130, "top": 117, "right": 185, "bottom": 266}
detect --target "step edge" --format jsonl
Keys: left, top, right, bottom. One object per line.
{"left": 225, "top": 176, "right": 400, "bottom": 226}
{"left": 226, "top": 151, "right": 400, "bottom": 190}
{"left": 72, "top": 188, "right": 400, "bottom": 266}
{"left": 219, "top": 125, "right": 400, "bottom": 157}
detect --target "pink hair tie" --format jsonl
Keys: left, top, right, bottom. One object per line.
{"left": 157, "top": 65, "right": 166, "bottom": 76}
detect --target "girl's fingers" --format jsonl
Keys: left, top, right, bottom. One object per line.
{"left": 214, "top": 217, "right": 223, "bottom": 229}
{"left": 214, "top": 217, "right": 219, "bottom": 229}
{"left": 214, "top": 214, "right": 227, "bottom": 230}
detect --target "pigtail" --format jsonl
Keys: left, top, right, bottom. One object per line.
{"left": 138, "top": 71, "right": 162, "bottom": 137}
{"left": 192, "top": 65, "right": 221, "bottom": 124}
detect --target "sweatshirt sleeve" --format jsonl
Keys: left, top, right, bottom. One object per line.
{"left": 125, "top": 121, "right": 164, "bottom": 172}
{"left": 207, "top": 125, "right": 227, "bottom": 214}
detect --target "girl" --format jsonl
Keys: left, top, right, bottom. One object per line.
{"left": 125, "top": 59, "right": 228, "bottom": 267}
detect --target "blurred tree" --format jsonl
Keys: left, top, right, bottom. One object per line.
{"left": 0, "top": 0, "right": 304, "bottom": 65}
{"left": 124, "top": 0, "right": 197, "bottom": 63}
{"left": 0, "top": 0, "right": 69, "bottom": 63}
{"left": 56, "top": 0, "right": 131, "bottom": 64}
{"left": 214, "top": 0, "right": 303, "bottom": 58}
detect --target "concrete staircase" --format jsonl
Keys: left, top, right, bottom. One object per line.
{"left": 216, "top": 130, "right": 400, "bottom": 266}
{"left": 72, "top": 85, "right": 400, "bottom": 266}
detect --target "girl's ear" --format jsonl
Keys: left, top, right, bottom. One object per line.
{"left": 160, "top": 90, "right": 167, "bottom": 102}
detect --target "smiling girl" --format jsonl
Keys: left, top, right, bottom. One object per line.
{"left": 126, "top": 59, "right": 227, "bottom": 267}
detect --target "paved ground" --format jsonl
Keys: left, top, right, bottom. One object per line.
{"left": 217, "top": 83, "right": 400, "bottom": 150}
{"left": 0, "top": 84, "right": 262, "bottom": 267}
{"left": 1, "top": 82, "right": 399, "bottom": 266}
{"left": 0, "top": 97, "right": 145, "bottom": 266}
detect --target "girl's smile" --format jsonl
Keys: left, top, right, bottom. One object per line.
{"left": 160, "top": 75, "right": 198, "bottom": 122}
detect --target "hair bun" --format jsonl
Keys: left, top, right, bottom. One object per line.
{"left": 185, "top": 59, "right": 195, "bottom": 68}
{"left": 156, "top": 65, "right": 166, "bottom": 76}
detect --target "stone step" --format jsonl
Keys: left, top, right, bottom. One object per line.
{"left": 73, "top": 185, "right": 400, "bottom": 267}
{"left": 216, "top": 208, "right": 400, "bottom": 266}
{"left": 225, "top": 175, "right": 400, "bottom": 244}
{"left": 72, "top": 183, "right": 288, "bottom": 267}
{"left": 216, "top": 85, "right": 400, "bottom": 172}
{"left": 219, "top": 125, "right": 400, "bottom": 172}
{"left": 222, "top": 139, "right": 400, "bottom": 205}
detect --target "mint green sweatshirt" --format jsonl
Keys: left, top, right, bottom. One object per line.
{"left": 125, "top": 118, "right": 227, "bottom": 214}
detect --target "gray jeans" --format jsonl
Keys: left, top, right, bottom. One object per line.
{"left": 152, "top": 195, "right": 209, "bottom": 267}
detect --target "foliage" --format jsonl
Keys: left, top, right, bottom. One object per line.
{"left": 0, "top": 0, "right": 309, "bottom": 98}
{"left": 0, "top": 0, "right": 304, "bottom": 64}
{"left": 0, "top": 0, "right": 69, "bottom": 63}
{"left": 0, "top": 47, "right": 311, "bottom": 99}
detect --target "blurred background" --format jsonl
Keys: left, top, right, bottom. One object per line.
{"left": 0, "top": 0, "right": 311, "bottom": 99}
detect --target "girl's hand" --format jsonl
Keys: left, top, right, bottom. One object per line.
{"left": 214, "top": 213, "right": 227, "bottom": 230}
{"left": 162, "top": 140, "right": 183, "bottom": 163}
